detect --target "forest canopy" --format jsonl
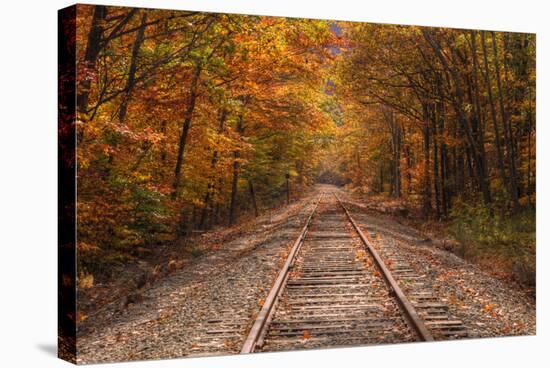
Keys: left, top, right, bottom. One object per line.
{"left": 74, "top": 5, "right": 535, "bottom": 284}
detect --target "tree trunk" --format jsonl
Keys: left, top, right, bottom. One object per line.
{"left": 465, "top": 146, "right": 475, "bottom": 191}
{"left": 172, "top": 64, "right": 201, "bottom": 199}
{"left": 455, "top": 144, "right": 465, "bottom": 194}
{"left": 199, "top": 187, "right": 211, "bottom": 230}
{"left": 118, "top": 12, "right": 147, "bottom": 124}
{"left": 393, "top": 117, "right": 402, "bottom": 198}
{"left": 199, "top": 110, "right": 227, "bottom": 229}
{"left": 401, "top": 125, "right": 412, "bottom": 195}
{"left": 385, "top": 109, "right": 401, "bottom": 198}
{"left": 481, "top": 31, "right": 508, "bottom": 199}
{"left": 423, "top": 29, "right": 492, "bottom": 206}
{"left": 214, "top": 202, "right": 221, "bottom": 225}
{"left": 229, "top": 116, "right": 245, "bottom": 225}
{"left": 422, "top": 103, "right": 432, "bottom": 217}
{"left": 213, "top": 178, "right": 224, "bottom": 225}
{"left": 434, "top": 72, "right": 449, "bottom": 217}
{"left": 286, "top": 174, "right": 291, "bottom": 205}
{"left": 505, "top": 33, "right": 530, "bottom": 201}
{"left": 439, "top": 102, "right": 449, "bottom": 217}
{"left": 432, "top": 104, "right": 441, "bottom": 219}
{"left": 405, "top": 144, "right": 412, "bottom": 195}
{"left": 229, "top": 151, "right": 240, "bottom": 225}
{"left": 491, "top": 32, "right": 520, "bottom": 211}
{"left": 355, "top": 149, "right": 362, "bottom": 187}
{"left": 249, "top": 180, "right": 259, "bottom": 217}
{"left": 77, "top": 5, "right": 107, "bottom": 115}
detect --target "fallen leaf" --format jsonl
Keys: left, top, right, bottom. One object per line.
{"left": 76, "top": 311, "right": 88, "bottom": 322}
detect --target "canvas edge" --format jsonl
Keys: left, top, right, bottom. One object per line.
{"left": 58, "top": 3, "right": 77, "bottom": 364}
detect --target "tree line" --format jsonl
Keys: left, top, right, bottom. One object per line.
{"left": 75, "top": 5, "right": 535, "bottom": 280}
{"left": 334, "top": 24, "right": 535, "bottom": 219}
{"left": 75, "top": 5, "right": 337, "bottom": 274}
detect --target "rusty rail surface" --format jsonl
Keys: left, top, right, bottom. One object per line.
{"left": 240, "top": 194, "right": 323, "bottom": 353}
{"left": 333, "top": 193, "right": 434, "bottom": 342}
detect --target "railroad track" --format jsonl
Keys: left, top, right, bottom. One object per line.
{"left": 241, "top": 192, "right": 466, "bottom": 353}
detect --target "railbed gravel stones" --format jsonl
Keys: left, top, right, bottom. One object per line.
{"left": 76, "top": 193, "right": 320, "bottom": 364}
{"left": 76, "top": 185, "right": 535, "bottom": 364}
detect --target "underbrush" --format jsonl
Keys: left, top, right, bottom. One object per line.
{"left": 448, "top": 200, "right": 535, "bottom": 287}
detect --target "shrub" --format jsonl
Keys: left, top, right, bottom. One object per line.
{"left": 190, "top": 247, "right": 204, "bottom": 258}
{"left": 449, "top": 199, "right": 535, "bottom": 286}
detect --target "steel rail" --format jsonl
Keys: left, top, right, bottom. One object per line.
{"left": 240, "top": 194, "right": 324, "bottom": 354}
{"left": 334, "top": 193, "right": 434, "bottom": 342}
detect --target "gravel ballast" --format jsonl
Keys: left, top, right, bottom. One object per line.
{"left": 76, "top": 185, "right": 535, "bottom": 364}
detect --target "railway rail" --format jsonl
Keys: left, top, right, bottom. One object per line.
{"left": 241, "top": 192, "right": 466, "bottom": 354}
